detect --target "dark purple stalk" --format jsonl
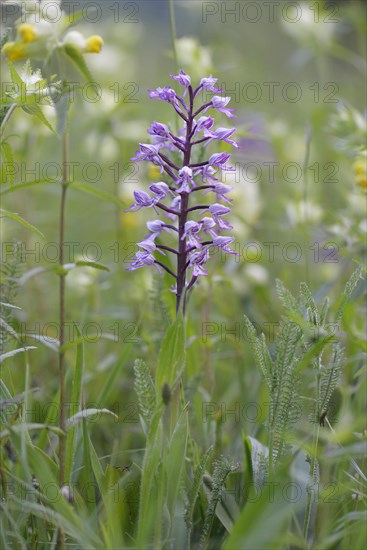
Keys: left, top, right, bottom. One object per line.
{"left": 176, "top": 85, "right": 195, "bottom": 314}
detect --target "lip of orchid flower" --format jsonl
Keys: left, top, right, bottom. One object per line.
{"left": 124, "top": 190, "right": 156, "bottom": 213}
{"left": 211, "top": 95, "right": 236, "bottom": 118}
{"left": 203, "top": 127, "right": 239, "bottom": 148}
{"left": 146, "top": 220, "right": 175, "bottom": 235}
{"left": 193, "top": 116, "right": 215, "bottom": 134}
{"left": 199, "top": 75, "right": 223, "bottom": 93}
{"left": 208, "top": 203, "right": 233, "bottom": 229}
{"left": 137, "top": 236, "right": 166, "bottom": 255}
{"left": 148, "top": 86, "right": 176, "bottom": 103}
{"left": 212, "top": 236, "right": 239, "bottom": 255}
{"left": 181, "top": 221, "right": 203, "bottom": 249}
{"left": 194, "top": 165, "right": 219, "bottom": 184}
{"left": 176, "top": 166, "right": 195, "bottom": 193}
{"left": 208, "top": 152, "right": 232, "bottom": 166}
{"left": 147, "top": 122, "right": 173, "bottom": 146}
{"left": 188, "top": 247, "right": 210, "bottom": 277}
{"left": 202, "top": 183, "right": 233, "bottom": 204}
{"left": 132, "top": 143, "right": 162, "bottom": 163}
{"left": 127, "top": 250, "right": 157, "bottom": 271}
{"left": 149, "top": 182, "right": 172, "bottom": 200}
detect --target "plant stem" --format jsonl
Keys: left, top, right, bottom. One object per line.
{"left": 56, "top": 132, "right": 69, "bottom": 550}
{"left": 169, "top": 0, "right": 179, "bottom": 73}
{"left": 59, "top": 131, "right": 69, "bottom": 487}
{"left": 303, "top": 359, "right": 322, "bottom": 546}
{"left": 0, "top": 104, "right": 17, "bottom": 140}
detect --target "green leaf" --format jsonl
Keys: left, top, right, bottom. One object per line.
{"left": 8, "top": 61, "right": 23, "bottom": 89}
{"left": 66, "top": 408, "right": 118, "bottom": 427}
{"left": 65, "top": 333, "right": 84, "bottom": 485}
{"left": 53, "top": 91, "right": 70, "bottom": 137}
{"left": 70, "top": 181, "right": 123, "bottom": 207}
{"left": 334, "top": 265, "right": 364, "bottom": 323}
{"left": 134, "top": 359, "right": 156, "bottom": 430}
{"left": 0, "top": 423, "right": 64, "bottom": 440}
{"left": 24, "top": 333, "right": 60, "bottom": 352}
{"left": 0, "top": 346, "right": 37, "bottom": 364}
{"left": 0, "top": 140, "right": 14, "bottom": 185}
{"left": 0, "top": 208, "right": 45, "bottom": 238}
{"left": 97, "top": 343, "right": 134, "bottom": 406}
{"left": 155, "top": 313, "right": 186, "bottom": 395}
{"left": 165, "top": 408, "right": 188, "bottom": 514}
{"left": 21, "top": 103, "right": 55, "bottom": 134}
{"left": 224, "top": 476, "right": 298, "bottom": 550}
{"left": 243, "top": 435, "right": 268, "bottom": 489}
{"left": 199, "top": 457, "right": 238, "bottom": 549}
{"left": 75, "top": 260, "right": 110, "bottom": 272}
{"left": 136, "top": 408, "right": 164, "bottom": 547}
{"left": 63, "top": 44, "right": 93, "bottom": 82}
{"left": 0, "top": 180, "right": 58, "bottom": 196}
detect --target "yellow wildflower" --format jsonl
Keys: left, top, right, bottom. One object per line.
{"left": 18, "top": 23, "right": 37, "bottom": 43}
{"left": 63, "top": 31, "right": 104, "bottom": 54}
{"left": 353, "top": 158, "right": 367, "bottom": 190}
{"left": 85, "top": 36, "right": 104, "bottom": 54}
{"left": 1, "top": 41, "right": 28, "bottom": 62}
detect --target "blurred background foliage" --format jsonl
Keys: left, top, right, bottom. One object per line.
{"left": 1, "top": 0, "right": 366, "bottom": 494}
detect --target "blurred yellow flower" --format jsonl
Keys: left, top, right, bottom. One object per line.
{"left": 122, "top": 211, "right": 138, "bottom": 229}
{"left": 1, "top": 41, "right": 27, "bottom": 62}
{"left": 86, "top": 36, "right": 104, "bottom": 54}
{"left": 148, "top": 165, "right": 161, "bottom": 180}
{"left": 353, "top": 157, "right": 367, "bottom": 190}
{"left": 63, "top": 31, "right": 104, "bottom": 54}
{"left": 18, "top": 23, "right": 37, "bottom": 43}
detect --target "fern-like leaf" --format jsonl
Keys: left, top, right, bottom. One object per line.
{"left": 244, "top": 315, "right": 272, "bottom": 389}
{"left": 199, "top": 457, "right": 238, "bottom": 550}
{"left": 133, "top": 359, "right": 156, "bottom": 429}
{"left": 319, "top": 345, "right": 343, "bottom": 418}
{"left": 334, "top": 265, "right": 364, "bottom": 323}
{"left": 275, "top": 279, "right": 299, "bottom": 314}
{"left": 319, "top": 296, "right": 330, "bottom": 327}
{"left": 300, "top": 282, "right": 319, "bottom": 327}
{"left": 185, "top": 446, "right": 214, "bottom": 531}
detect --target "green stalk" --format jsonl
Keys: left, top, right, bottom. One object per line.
{"left": 169, "top": 0, "right": 179, "bottom": 73}
{"left": 57, "top": 131, "right": 69, "bottom": 550}
{"left": 303, "top": 359, "right": 322, "bottom": 546}
{"left": 58, "top": 131, "right": 69, "bottom": 487}
{"left": 302, "top": 124, "right": 312, "bottom": 287}
{"left": 0, "top": 104, "right": 17, "bottom": 140}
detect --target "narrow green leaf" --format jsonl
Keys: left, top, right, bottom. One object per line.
{"left": 63, "top": 44, "right": 93, "bottom": 82}
{"left": 70, "top": 181, "right": 123, "bottom": 207}
{"left": 21, "top": 103, "right": 55, "bottom": 134}
{"left": 0, "top": 208, "right": 45, "bottom": 238}
{"left": 1, "top": 180, "right": 58, "bottom": 196}
{"left": 0, "top": 140, "right": 14, "bottom": 185}
{"left": 66, "top": 408, "right": 118, "bottom": 427}
{"left": 155, "top": 313, "right": 186, "bottom": 394}
{"left": 166, "top": 408, "right": 188, "bottom": 513}
{"left": 65, "top": 333, "right": 84, "bottom": 485}
{"left": 0, "top": 346, "right": 37, "bottom": 364}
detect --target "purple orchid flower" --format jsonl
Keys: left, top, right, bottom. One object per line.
{"left": 211, "top": 96, "right": 236, "bottom": 118}
{"left": 203, "top": 127, "right": 238, "bottom": 148}
{"left": 170, "top": 69, "right": 191, "bottom": 90}
{"left": 125, "top": 190, "right": 157, "bottom": 213}
{"left": 126, "top": 71, "right": 237, "bottom": 314}
{"left": 200, "top": 75, "right": 223, "bottom": 93}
